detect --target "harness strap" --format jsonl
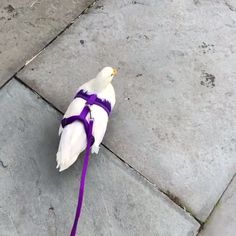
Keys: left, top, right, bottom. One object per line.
{"left": 75, "top": 90, "right": 111, "bottom": 116}
{"left": 61, "top": 106, "right": 94, "bottom": 140}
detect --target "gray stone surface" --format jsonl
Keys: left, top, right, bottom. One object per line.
{"left": 0, "top": 80, "right": 199, "bottom": 236}
{"left": 17, "top": 0, "right": 236, "bottom": 221}
{"left": 0, "top": 0, "right": 93, "bottom": 86}
{"left": 199, "top": 175, "right": 236, "bottom": 236}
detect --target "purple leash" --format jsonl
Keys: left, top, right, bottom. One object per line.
{"left": 70, "top": 119, "right": 93, "bottom": 236}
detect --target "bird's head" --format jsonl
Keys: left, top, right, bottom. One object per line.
{"left": 96, "top": 67, "right": 117, "bottom": 85}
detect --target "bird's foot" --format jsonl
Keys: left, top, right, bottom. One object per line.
{"left": 92, "top": 145, "right": 100, "bottom": 154}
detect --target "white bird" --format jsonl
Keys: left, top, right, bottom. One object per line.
{"left": 56, "top": 67, "right": 116, "bottom": 172}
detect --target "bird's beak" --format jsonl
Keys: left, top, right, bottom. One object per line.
{"left": 112, "top": 68, "right": 118, "bottom": 76}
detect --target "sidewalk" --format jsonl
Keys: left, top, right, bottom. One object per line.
{"left": 0, "top": 0, "right": 236, "bottom": 235}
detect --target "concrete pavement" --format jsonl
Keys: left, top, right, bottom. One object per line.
{"left": 1, "top": 0, "right": 236, "bottom": 235}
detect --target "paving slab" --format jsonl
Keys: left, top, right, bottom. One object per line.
{"left": 0, "top": 0, "right": 94, "bottom": 86}
{"left": 0, "top": 79, "right": 199, "bottom": 236}
{"left": 17, "top": 0, "right": 236, "bottom": 221}
{"left": 199, "top": 174, "right": 236, "bottom": 236}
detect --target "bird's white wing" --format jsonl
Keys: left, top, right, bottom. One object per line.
{"left": 56, "top": 98, "right": 87, "bottom": 171}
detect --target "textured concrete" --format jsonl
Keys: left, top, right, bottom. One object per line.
{"left": 17, "top": 0, "right": 236, "bottom": 221}
{"left": 199, "top": 175, "right": 236, "bottom": 236}
{"left": 0, "top": 80, "right": 199, "bottom": 236}
{"left": 0, "top": 0, "right": 93, "bottom": 86}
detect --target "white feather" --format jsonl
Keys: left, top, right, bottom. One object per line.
{"left": 56, "top": 67, "right": 116, "bottom": 171}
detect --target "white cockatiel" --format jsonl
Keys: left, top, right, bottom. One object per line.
{"left": 56, "top": 67, "right": 116, "bottom": 172}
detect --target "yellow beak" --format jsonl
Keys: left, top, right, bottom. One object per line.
{"left": 112, "top": 68, "right": 118, "bottom": 76}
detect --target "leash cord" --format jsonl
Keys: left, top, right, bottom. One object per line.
{"left": 70, "top": 119, "right": 94, "bottom": 236}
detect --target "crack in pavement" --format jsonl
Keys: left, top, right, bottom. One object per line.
{"left": 225, "top": 1, "right": 236, "bottom": 11}
{"left": 0, "top": 159, "right": 8, "bottom": 168}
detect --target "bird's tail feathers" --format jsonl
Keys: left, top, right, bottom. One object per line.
{"left": 56, "top": 151, "right": 79, "bottom": 172}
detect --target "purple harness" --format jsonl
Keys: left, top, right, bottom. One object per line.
{"left": 61, "top": 90, "right": 111, "bottom": 236}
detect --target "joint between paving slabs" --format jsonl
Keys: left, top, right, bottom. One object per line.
{"left": 0, "top": 0, "right": 98, "bottom": 90}
{"left": 20, "top": 0, "right": 99, "bottom": 67}
{"left": 101, "top": 144, "right": 203, "bottom": 226}
{"left": 0, "top": 75, "right": 14, "bottom": 90}
{"left": 14, "top": 76, "right": 63, "bottom": 114}
{"left": 197, "top": 172, "right": 236, "bottom": 235}
{"left": 13, "top": 75, "right": 202, "bottom": 226}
